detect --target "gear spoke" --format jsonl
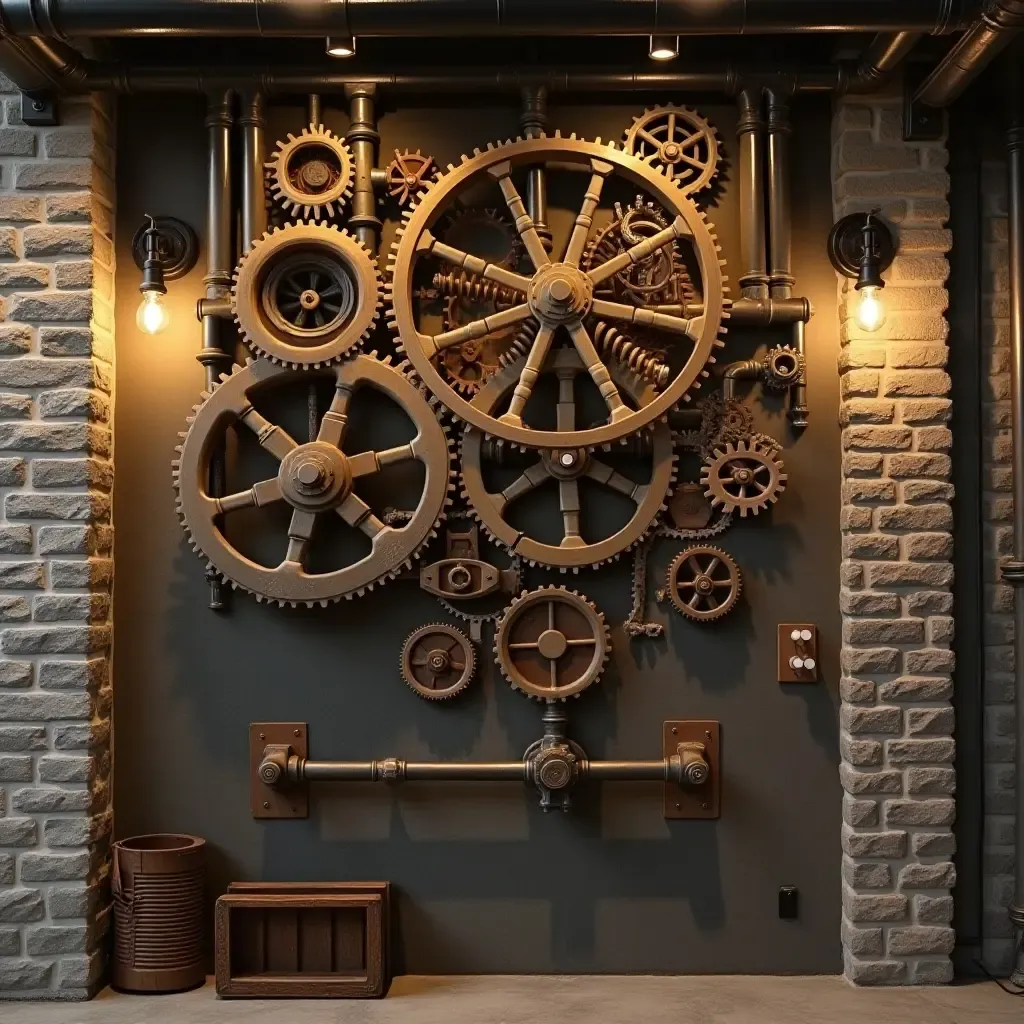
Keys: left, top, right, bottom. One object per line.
{"left": 585, "top": 460, "right": 647, "bottom": 502}
{"left": 238, "top": 404, "right": 299, "bottom": 461}
{"left": 587, "top": 219, "right": 690, "bottom": 288}
{"left": 566, "top": 320, "right": 630, "bottom": 423}
{"left": 563, "top": 160, "right": 612, "bottom": 267}
{"left": 491, "top": 460, "right": 549, "bottom": 514}
{"left": 337, "top": 492, "right": 388, "bottom": 539}
{"left": 591, "top": 297, "right": 704, "bottom": 342}
{"left": 282, "top": 508, "right": 316, "bottom": 565}
{"left": 214, "top": 478, "right": 284, "bottom": 514}
{"left": 316, "top": 383, "right": 353, "bottom": 448}
{"left": 419, "top": 230, "right": 532, "bottom": 295}
{"left": 426, "top": 302, "right": 532, "bottom": 357}
{"left": 559, "top": 478, "right": 584, "bottom": 548}
{"left": 498, "top": 323, "right": 556, "bottom": 427}
{"left": 489, "top": 164, "right": 551, "bottom": 270}
{"left": 348, "top": 443, "right": 418, "bottom": 479}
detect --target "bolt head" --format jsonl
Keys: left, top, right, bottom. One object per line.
{"left": 262, "top": 801, "right": 270, "bottom": 809}
{"left": 701, "top": 802, "right": 709, "bottom": 810}
{"left": 259, "top": 732, "right": 266, "bottom": 740}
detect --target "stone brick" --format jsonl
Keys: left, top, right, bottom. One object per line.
{"left": 39, "top": 659, "right": 106, "bottom": 690}
{"left": 0, "top": 817, "right": 37, "bottom": 845}
{"left": 0, "top": 855, "right": 12, "bottom": 885}
{"left": 0, "top": 661, "right": 32, "bottom": 687}
{"left": 841, "top": 706, "right": 902, "bottom": 735}
{"left": 7, "top": 291, "right": 92, "bottom": 322}
{"left": 0, "top": 561, "right": 44, "bottom": 588}
{"left": 842, "top": 922, "right": 884, "bottom": 957}
{"left": 12, "top": 788, "right": 89, "bottom": 813}
{"left": 911, "top": 960, "right": 954, "bottom": 984}
{"left": 840, "top": 735, "right": 883, "bottom": 767}
{"left": 26, "top": 926, "right": 87, "bottom": 955}
{"left": 19, "top": 852, "right": 90, "bottom": 882}
{"left": 844, "top": 619, "right": 924, "bottom": 645}
{"left": 841, "top": 648, "right": 901, "bottom": 674}
{"left": 31, "top": 458, "right": 111, "bottom": 489}
{"left": 0, "top": 692, "right": 90, "bottom": 720}
{"left": 915, "top": 895, "right": 954, "bottom": 923}
{"left": 913, "top": 832, "right": 957, "bottom": 857}
{"left": 0, "top": 195, "right": 42, "bottom": 222}
{"left": 0, "top": 958, "right": 53, "bottom": 990}
{"left": 15, "top": 161, "right": 92, "bottom": 190}
{"left": 885, "top": 799, "right": 955, "bottom": 827}
{"left": 0, "top": 392, "right": 32, "bottom": 418}
{"left": 907, "top": 707, "right": 955, "bottom": 735}
{"left": 0, "top": 726, "right": 45, "bottom": 751}
{"left": 45, "top": 192, "right": 91, "bottom": 222}
{"left": 22, "top": 224, "right": 92, "bottom": 257}
{"left": 0, "top": 462, "right": 27, "bottom": 489}
{"left": 886, "top": 739, "right": 955, "bottom": 764}
{"left": 38, "top": 754, "right": 93, "bottom": 783}
{"left": 843, "top": 858, "right": 892, "bottom": 889}
{"left": 0, "top": 889, "right": 44, "bottom": 923}
{"left": 907, "top": 767, "right": 956, "bottom": 794}
{"left": 0, "top": 754, "right": 32, "bottom": 781}
{"left": 843, "top": 796, "right": 879, "bottom": 827}
{"left": 0, "top": 928, "right": 20, "bottom": 955}
{"left": 1, "top": 625, "right": 111, "bottom": 654}
{"left": 0, "top": 263, "right": 48, "bottom": 288}
{"left": 887, "top": 926, "right": 955, "bottom": 956}
{"left": 842, "top": 826, "right": 907, "bottom": 859}
{"left": 0, "top": 596, "right": 31, "bottom": 623}
{"left": 843, "top": 887, "right": 908, "bottom": 923}
{"left": 845, "top": 956, "right": 907, "bottom": 985}
{"left": 899, "top": 862, "right": 956, "bottom": 889}
{"left": 48, "top": 886, "right": 99, "bottom": 920}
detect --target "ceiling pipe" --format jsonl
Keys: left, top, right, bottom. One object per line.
{"left": 915, "top": 0, "right": 1024, "bottom": 106}
{"left": 0, "top": 0, "right": 978, "bottom": 38}
{"left": 852, "top": 30, "right": 924, "bottom": 87}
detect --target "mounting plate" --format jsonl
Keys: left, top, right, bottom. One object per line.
{"left": 131, "top": 215, "right": 199, "bottom": 280}
{"left": 250, "top": 722, "right": 308, "bottom": 820}
{"left": 21, "top": 92, "right": 56, "bottom": 127}
{"left": 827, "top": 213, "right": 896, "bottom": 279}
{"left": 663, "top": 720, "right": 720, "bottom": 820}
{"left": 778, "top": 623, "right": 820, "bottom": 683}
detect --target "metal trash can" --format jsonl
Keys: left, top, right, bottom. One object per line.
{"left": 112, "top": 833, "right": 206, "bottom": 993}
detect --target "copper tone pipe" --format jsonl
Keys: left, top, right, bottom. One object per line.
{"left": 345, "top": 83, "right": 381, "bottom": 253}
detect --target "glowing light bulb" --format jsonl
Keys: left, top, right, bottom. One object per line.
{"left": 136, "top": 289, "right": 170, "bottom": 335}
{"left": 649, "top": 34, "right": 679, "bottom": 61}
{"left": 855, "top": 285, "right": 886, "bottom": 333}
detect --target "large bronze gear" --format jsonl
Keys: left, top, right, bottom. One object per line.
{"left": 494, "top": 586, "right": 610, "bottom": 700}
{"left": 267, "top": 124, "right": 354, "bottom": 220}
{"left": 461, "top": 349, "right": 676, "bottom": 569}
{"left": 400, "top": 623, "right": 475, "bottom": 700}
{"left": 700, "top": 439, "right": 787, "bottom": 518}
{"left": 233, "top": 223, "right": 382, "bottom": 368}
{"left": 663, "top": 545, "right": 742, "bottom": 622}
{"left": 173, "top": 355, "right": 453, "bottom": 606}
{"left": 385, "top": 133, "right": 728, "bottom": 449}
{"left": 623, "top": 106, "right": 720, "bottom": 196}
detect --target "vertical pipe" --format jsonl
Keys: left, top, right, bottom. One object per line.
{"left": 520, "top": 85, "right": 553, "bottom": 253}
{"left": 198, "top": 89, "right": 235, "bottom": 611}
{"left": 345, "top": 83, "right": 381, "bottom": 254}
{"left": 736, "top": 87, "right": 768, "bottom": 300}
{"left": 308, "top": 92, "right": 322, "bottom": 127}
{"left": 239, "top": 91, "right": 266, "bottom": 252}
{"left": 1006, "top": 68, "right": 1024, "bottom": 988}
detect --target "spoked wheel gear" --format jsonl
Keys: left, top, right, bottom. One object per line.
{"left": 233, "top": 223, "right": 382, "bottom": 368}
{"left": 664, "top": 546, "right": 742, "bottom": 622}
{"left": 173, "top": 356, "right": 452, "bottom": 606}
{"left": 461, "top": 349, "right": 676, "bottom": 569}
{"left": 700, "top": 439, "right": 787, "bottom": 518}
{"left": 494, "top": 586, "right": 610, "bottom": 700}
{"left": 386, "top": 134, "right": 727, "bottom": 449}
{"left": 623, "top": 106, "right": 720, "bottom": 196}
{"left": 267, "top": 124, "right": 354, "bottom": 220}
{"left": 401, "top": 623, "right": 475, "bottom": 699}
{"left": 385, "top": 149, "right": 436, "bottom": 206}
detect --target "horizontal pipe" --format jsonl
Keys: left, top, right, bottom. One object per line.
{"left": 0, "top": 0, "right": 977, "bottom": 38}
{"left": 296, "top": 758, "right": 676, "bottom": 783}
{"left": 585, "top": 760, "right": 671, "bottom": 781}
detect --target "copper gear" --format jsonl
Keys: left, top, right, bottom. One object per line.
{"left": 172, "top": 355, "right": 453, "bottom": 606}
{"left": 664, "top": 546, "right": 742, "bottom": 622}
{"left": 385, "top": 133, "right": 728, "bottom": 450}
{"left": 700, "top": 439, "right": 787, "bottom": 518}
{"left": 385, "top": 149, "right": 436, "bottom": 207}
{"left": 461, "top": 348, "right": 676, "bottom": 569}
{"left": 494, "top": 586, "right": 610, "bottom": 700}
{"left": 233, "top": 222, "right": 382, "bottom": 368}
{"left": 763, "top": 344, "right": 806, "bottom": 390}
{"left": 623, "top": 106, "right": 720, "bottom": 196}
{"left": 400, "top": 624, "right": 475, "bottom": 699}
{"left": 267, "top": 124, "right": 354, "bottom": 220}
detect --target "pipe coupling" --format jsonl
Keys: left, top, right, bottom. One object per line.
{"left": 1001, "top": 561, "right": 1024, "bottom": 585}
{"left": 673, "top": 742, "right": 711, "bottom": 787}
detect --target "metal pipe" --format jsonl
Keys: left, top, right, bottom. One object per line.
{"left": 1004, "top": 65, "right": 1024, "bottom": 988}
{"left": 197, "top": 89, "right": 235, "bottom": 612}
{"left": 521, "top": 85, "right": 552, "bottom": 253}
{"left": 788, "top": 319, "right": 810, "bottom": 428}
{"left": 0, "top": 0, "right": 976, "bottom": 37}
{"left": 308, "top": 92, "right": 321, "bottom": 126}
{"left": 238, "top": 90, "right": 266, "bottom": 252}
{"left": 345, "top": 83, "right": 381, "bottom": 253}
{"left": 585, "top": 761, "right": 672, "bottom": 781}
{"left": 853, "top": 30, "right": 923, "bottom": 87}
{"left": 296, "top": 758, "right": 675, "bottom": 783}
{"left": 915, "top": 0, "right": 1024, "bottom": 107}
{"left": 766, "top": 87, "right": 795, "bottom": 301}
{"left": 721, "top": 359, "right": 762, "bottom": 402}
{"left": 736, "top": 87, "right": 769, "bottom": 301}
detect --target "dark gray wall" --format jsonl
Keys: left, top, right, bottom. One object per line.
{"left": 112, "top": 92, "right": 842, "bottom": 974}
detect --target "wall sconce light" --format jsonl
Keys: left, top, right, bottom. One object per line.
{"left": 827, "top": 210, "right": 896, "bottom": 334}
{"left": 131, "top": 215, "right": 199, "bottom": 336}
{"left": 649, "top": 35, "right": 680, "bottom": 61}
{"left": 326, "top": 35, "right": 356, "bottom": 57}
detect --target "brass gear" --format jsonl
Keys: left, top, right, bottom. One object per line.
{"left": 385, "top": 133, "right": 728, "bottom": 450}
{"left": 623, "top": 106, "right": 720, "bottom": 196}
{"left": 385, "top": 148, "right": 436, "bottom": 206}
{"left": 461, "top": 349, "right": 676, "bottom": 569}
{"left": 233, "top": 222, "right": 382, "bottom": 368}
{"left": 763, "top": 344, "right": 806, "bottom": 390}
{"left": 173, "top": 355, "right": 453, "bottom": 606}
{"left": 494, "top": 586, "right": 610, "bottom": 700}
{"left": 401, "top": 623, "right": 475, "bottom": 699}
{"left": 664, "top": 546, "right": 742, "bottom": 622}
{"left": 267, "top": 124, "right": 354, "bottom": 220}
{"left": 700, "top": 439, "right": 787, "bottom": 518}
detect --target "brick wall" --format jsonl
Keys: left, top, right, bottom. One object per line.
{"left": 980, "top": 159, "right": 1016, "bottom": 976}
{"left": 0, "top": 83, "right": 115, "bottom": 999}
{"left": 832, "top": 92, "right": 957, "bottom": 984}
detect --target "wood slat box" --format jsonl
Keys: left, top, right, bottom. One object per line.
{"left": 215, "top": 882, "right": 390, "bottom": 998}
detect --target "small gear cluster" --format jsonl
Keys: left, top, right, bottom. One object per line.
{"left": 267, "top": 124, "right": 354, "bottom": 221}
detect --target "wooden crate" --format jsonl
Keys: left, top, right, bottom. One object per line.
{"left": 215, "top": 888, "right": 387, "bottom": 998}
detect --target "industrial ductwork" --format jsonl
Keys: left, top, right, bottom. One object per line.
{"left": 0, "top": 0, "right": 978, "bottom": 38}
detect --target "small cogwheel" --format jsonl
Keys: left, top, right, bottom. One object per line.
{"left": 700, "top": 439, "right": 787, "bottom": 518}
{"left": 400, "top": 624, "right": 476, "bottom": 699}
{"left": 267, "top": 124, "right": 354, "bottom": 220}
{"left": 623, "top": 105, "right": 720, "bottom": 195}
{"left": 763, "top": 345, "right": 806, "bottom": 390}
{"left": 664, "top": 546, "right": 742, "bottom": 622}
{"left": 385, "top": 148, "right": 436, "bottom": 206}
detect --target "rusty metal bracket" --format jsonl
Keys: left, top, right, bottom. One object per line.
{"left": 250, "top": 722, "right": 308, "bottom": 819}
{"left": 663, "top": 720, "right": 720, "bottom": 819}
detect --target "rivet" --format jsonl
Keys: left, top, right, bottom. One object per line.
{"left": 293, "top": 729, "right": 300, "bottom": 737}
{"left": 702, "top": 802, "right": 709, "bottom": 810}
{"left": 675, "top": 802, "right": 681, "bottom": 811}
{"left": 259, "top": 732, "right": 266, "bottom": 740}
{"left": 32, "top": 100, "right": 45, "bottom": 112}
{"left": 671, "top": 727, "right": 677, "bottom": 735}
{"left": 262, "top": 801, "right": 270, "bottom": 809}
{"left": 705, "top": 730, "right": 712, "bottom": 739}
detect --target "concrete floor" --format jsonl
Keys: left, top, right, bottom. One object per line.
{"left": 7, "top": 976, "right": 1020, "bottom": 1023}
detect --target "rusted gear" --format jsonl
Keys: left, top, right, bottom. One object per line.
{"left": 233, "top": 222, "right": 382, "bottom": 368}
{"left": 700, "top": 439, "right": 787, "bottom": 518}
{"left": 267, "top": 124, "right": 354, "bottom": 220}
{"left": 400, "top": 624, "right": 475, "bottom": 699}
{"left": 173, "top": 355, "right": 453, "bottom": 606}
{"left": 385, "top": 134, "right": 728, "bottom": 449}
{"left": 494, "top": 586, "right": 610, "bottom": 700}
{"left": 719, "top": 399, "right": 755, "bottom": 444}
{"left": 461, "top": 349, "right": 676, "bottom": 569}
{"left": 385, "top": 149, "right": 436, "bottom": 207}
{"left": 664, "top": 546, "right": 742, "bottom": 622}
{"left": 763, "top": 344, "right": 806, "bottom": 390}
{"left": 623, "top": 106, "right": 720, "bottom": 196}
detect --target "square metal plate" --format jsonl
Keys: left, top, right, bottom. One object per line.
{"left": 249, "top": 722, "right": 308, "bottom": 819}
{"left": 663, "top": 720, "right": 720, "bottom": 820}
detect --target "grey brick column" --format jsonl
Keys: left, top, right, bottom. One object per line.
{"left": 0, "top": 84, "right": 115, "bottom": 1000}
{"left": 832, "top": 91, "right": 956, "bottom": 984}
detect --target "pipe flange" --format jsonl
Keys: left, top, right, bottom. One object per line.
{"left": 1001, "top": 561, "right": 1024, "bottom": 585}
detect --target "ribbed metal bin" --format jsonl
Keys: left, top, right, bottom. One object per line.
{"left": 112, "top": 834, "right": 206, "bottom": 993}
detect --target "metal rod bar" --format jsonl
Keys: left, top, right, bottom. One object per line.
{"left": 345, "top": 83, "right": 381, "bottom": 253}
{"left": 308, "top": 92, "right": 322, "bottom": 126}
{"left": 197, "top": 89, "right": 235, "bottom": 612}
{"left": 297, "top": 758, "right": 673, "bottom": 783}
{"left": 239, "top": 90, "right": 266, "bottom": 253}
{"left": 766, "top": 87, "right": 794, "bottom": 301}
{"left": 736, "top": 87, "right": 769, "bottom": 301}
{"left": 585, "top": 761, "right": 671, "bottom": 781}
{"left": 0, "top": 0, "right": 976, "bottom": 37}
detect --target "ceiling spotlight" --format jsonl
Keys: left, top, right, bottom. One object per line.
{"left": 649, "top": 35, "right": 679, "bottom": 61}
{"left": 326, "top": 35, "right": 356, "bottom": 58}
